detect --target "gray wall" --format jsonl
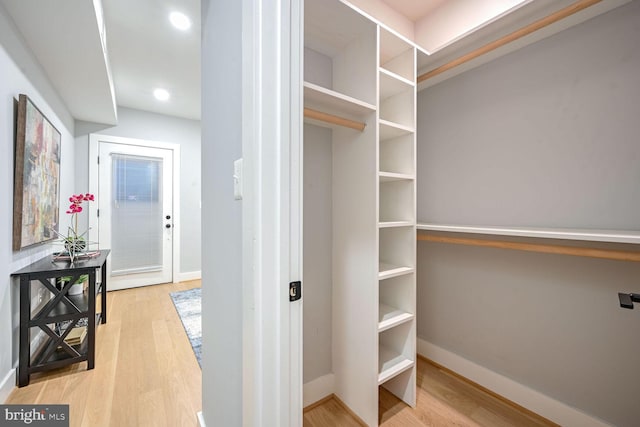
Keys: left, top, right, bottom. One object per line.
{"left": 303, "top": 124, "right": 333, "bottom": 383}
{"left": 416, "top": 2, "right": 640, "bottom": 426}
{"left": 201, "top": 0, "right": 243, "bottom": 424}
{"left": 0, "top": 2, "right": 76, "bottom": 400}
{"left": 417, "top": 3, "right": 640, "bottom": 230}
{"left": 75, "top": 107, "right": 202, "bottom": 274}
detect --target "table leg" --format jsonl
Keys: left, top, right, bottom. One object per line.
{"left": 101, "top": 259, "right": 107, "bottom": 324}
{"left": 87, "top": 269, "right": 96, "bottom": 370}
{"left": 18, "top": 276, "right": 30, "bottom": 387}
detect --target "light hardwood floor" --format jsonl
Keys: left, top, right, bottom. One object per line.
{"left": 7, "top": 281, "right": 202, "bottom": 427}
{"left": 304, "top": 357, "right": 558, "bottom": 427}
{"left": 9, "top": 281, "right": 555, "bottom": 427}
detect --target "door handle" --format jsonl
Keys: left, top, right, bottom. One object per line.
{"left": 166, "top": 215, "right": 171, "bottom": 220}
{"left": 165, "top": 224, "right": 172, "bottom": 229}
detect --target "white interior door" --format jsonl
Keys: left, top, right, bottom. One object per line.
{"left": 98, "top": 142, "right": 174, "bottom": 290}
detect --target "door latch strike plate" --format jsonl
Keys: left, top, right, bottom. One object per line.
{"left": 290, "top": 281, "right": 301, "bottom": 302}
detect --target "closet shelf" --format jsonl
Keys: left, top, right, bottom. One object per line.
{"left": 378, "top": 345, "right": 414, "bottom": 385}
{"left": 379, "top": 221, "right": 414, "bottom": 228}
{"left": 378, "top": 304, "right": 414, "bottom": 333}
{"left": 379, "top": 263, "right": 414, "bottom": 280}
{"left": 379, "top": 68, "right": 414, "bottom": 100}
{"left": 379, "top": 119, "right": 414, "bottom": 140}
{"left": 379, "top": 27, "right": 415, "bottom": 76}
{"left": 304, "top": 81, "right": 376, "bottom": 118}
{"left": 379, "top": 171, "right": 414, "bottom": 182}
{"left": 416, "top": 223, "right": 640, "bottom": 245}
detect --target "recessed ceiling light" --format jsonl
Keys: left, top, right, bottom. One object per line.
{"left": 154, "top": 88, "right": 170, "bottom": 101}
{"left": 169, "top": 11, "right": 191, "bottom": 31}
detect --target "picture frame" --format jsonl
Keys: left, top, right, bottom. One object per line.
{"left": 13, "top": 94, "right": 61, "bottom": 250}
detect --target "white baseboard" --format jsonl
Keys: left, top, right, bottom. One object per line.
{"left": 303, "top": 373, "right": 335, "bottom": 408}
{"left": 0, "top": 369, "right": 15, "bottom": 403}
{"left": 177, "top": 271, "right": 202, "bottom": 283}
{"left": 197, "top": 411, "right": 205, "bottom": 427}
{"left": 417, "top": 338, "right": 611, "bottom": 427}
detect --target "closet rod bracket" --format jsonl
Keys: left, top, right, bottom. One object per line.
{"left": 618, "top": 293, "right": 640, "bottom": 309}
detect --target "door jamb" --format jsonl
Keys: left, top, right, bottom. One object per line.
{"left": 241, "top": 0, "right": 303, "bottom": 425}
{"left": 88, "top": 133, "right": 182, "bottom": 284}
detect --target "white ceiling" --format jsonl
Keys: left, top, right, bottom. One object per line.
{"left": 380, "top": 0, "right": 447, "bottom": 21}
{"left": 103, "top": 0, "right": 200, "bottom": 121}
{"left": 344, "top": 0, "right": 533, "bottom": 53}
{"left": 3, "top": 0, "right": 629, "bottom": 125}
{"left": 2, "top": 0, "right": 118, "bottom": 125}
{"left": 2, "top": 0, "right": 201, "bottom": 124}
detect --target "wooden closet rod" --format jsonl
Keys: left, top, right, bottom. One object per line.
{"left": 417, "top": 0, "right": 602, "bottom": 83}
{"left": 304, "top": 107, "right": 366, "bottom": 132}
{"left": 417, "top": 233, "right": 640, "bottom": 263}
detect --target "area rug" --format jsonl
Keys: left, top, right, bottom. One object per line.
{"left": 170, "top": 288, "right": 202, "bottom": 367}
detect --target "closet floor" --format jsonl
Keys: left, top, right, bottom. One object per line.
{"left": 304, "top": 357, "right": 557, "bottom": 427}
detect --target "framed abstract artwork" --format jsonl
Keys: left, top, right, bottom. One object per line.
{"left": 13, "top": 94, "right": 61, "bottom": 250}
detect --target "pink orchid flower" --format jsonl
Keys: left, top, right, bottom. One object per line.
{"left": 66, "top": 193, "right": 94, "bottom": 215}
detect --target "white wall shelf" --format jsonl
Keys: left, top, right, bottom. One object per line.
{"left": 380, "top": 136, "right": 414, "bottom": 175}
{"left": 379, "top": 27, "right": 413, "bottom": 67}
{"left": 305, "top": 0, "right": 378, "bottom": 105}
{"left": 378, "top": 304, "right": 414, "bottom": 332}
{"left": 379, "top": 68, "right": 414, "bottom": 100}
{"left": 378, "top": 345, "right": 414, "bottom": 385}
{"left": 417, "top": 223, "right": 640, "bottom": 245}
{"left": 379, "top": 221, "right": 413, "bottom": 228}
{"left": 379, "top": 263, "right": 413, "bottom": 280}
{"left": 380, "top": 180, "right": 414, "bottom": 223}
{"left": 379, "top": 172, "right": 414, "bottom": 182}
{"left": 380, "top": 90, "right": 414, "bottom": 128}
{"left": 379, "top": 119, "right": 414, "bottom": 140}
{"left": 304, "top": 81, "right": 376, "bottom": 118}
{"left": 379, "top": 27, "right": 415, "bottom": 82}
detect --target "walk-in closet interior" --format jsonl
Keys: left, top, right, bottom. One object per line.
{"left": 301, "top": 0, "right": 640, "bottom": 426}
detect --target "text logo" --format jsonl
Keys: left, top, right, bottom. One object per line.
{"left": 0, "top": 405, "right": 68, "bottom": 426}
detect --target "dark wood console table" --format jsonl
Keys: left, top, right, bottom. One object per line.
{"left": 12, "top": 250, "right": 110, "bottom": 387}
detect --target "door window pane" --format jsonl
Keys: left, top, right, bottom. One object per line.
{"left": 111, "top": 154, "right": 163, "bottom": 274}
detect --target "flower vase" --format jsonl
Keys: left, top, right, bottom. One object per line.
{"left": 55, "top": 193, "right": 95, "bottom": 263}
{"left": 64, "top": 235, "right": 86, "bottom": 263}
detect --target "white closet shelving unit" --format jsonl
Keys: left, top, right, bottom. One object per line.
{"left": 303, "top": 0, "right": 418, "bottom": 425}
{"left": 377, "top": 26, "right": 416, "bottom": 408}
{"left": 303, "top": 0, "right": 379, "bottom": 425}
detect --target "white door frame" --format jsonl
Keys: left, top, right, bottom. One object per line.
{"left": 289, "top": 0, "right": 304, "bottom": 423}
{"left": 88, "top": 133, "right": 181, "bottom": 285}
{"left": 241, "top": 0, "right": 303, "bottom": 425}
